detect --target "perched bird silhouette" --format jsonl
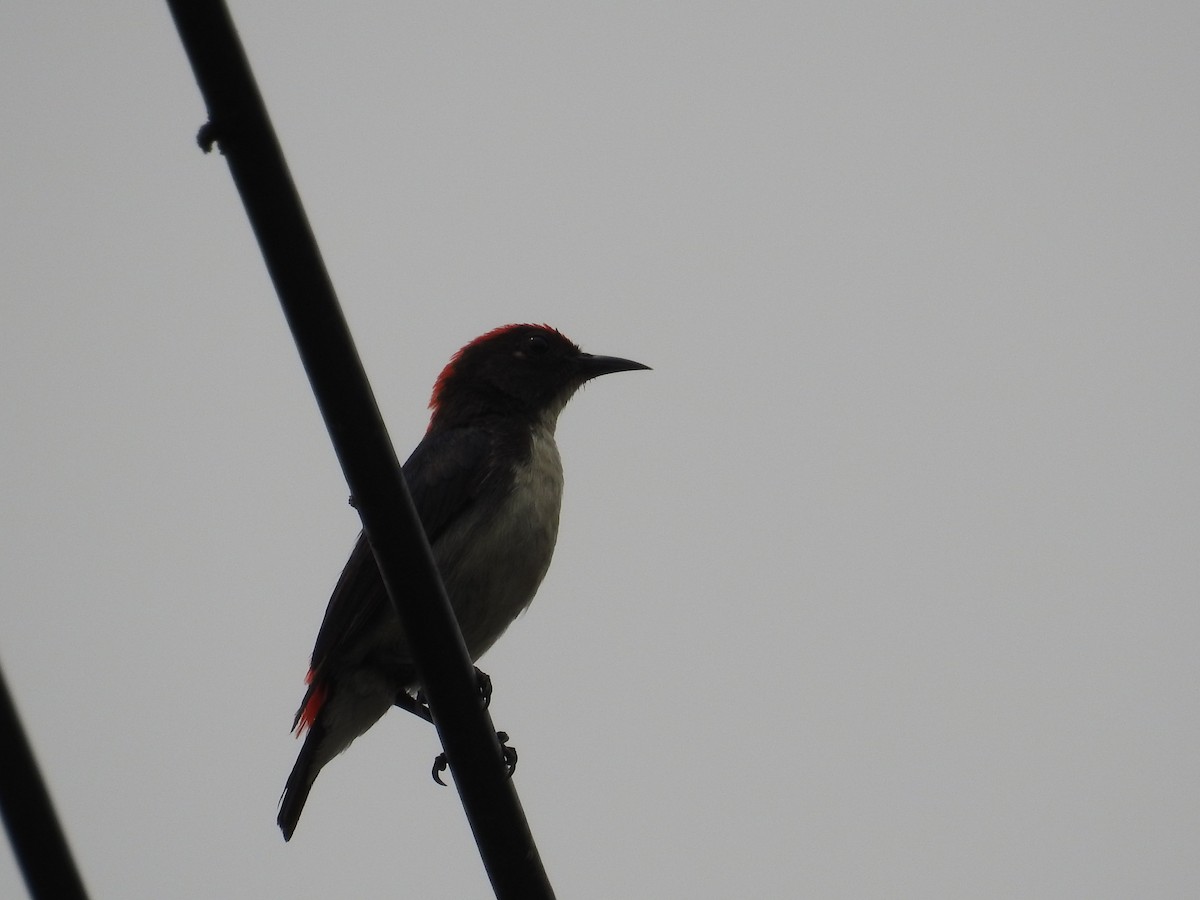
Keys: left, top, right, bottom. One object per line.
{"left": 278, "top": 324, "right": 648, "bottom": 839}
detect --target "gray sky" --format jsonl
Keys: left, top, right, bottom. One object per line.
{"left": 3, "top": 2, "right": 1198, "bottom": 897}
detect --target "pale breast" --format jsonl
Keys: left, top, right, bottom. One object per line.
{"left": 437, "top": 420, "right": 564, "bottom": 659}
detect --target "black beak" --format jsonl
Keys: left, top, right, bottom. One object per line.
{"left": 576, "top": 353, "right": 652, "bottom": 380}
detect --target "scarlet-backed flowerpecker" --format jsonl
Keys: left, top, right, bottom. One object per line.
{"left": 277, "top": 324, "right": 648, "bottom": 840}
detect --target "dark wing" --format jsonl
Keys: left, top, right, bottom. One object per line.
{"left": 306, "top": 426, "right": 496, "bottom": 674}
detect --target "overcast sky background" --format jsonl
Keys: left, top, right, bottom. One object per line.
{"left": 2, "top": 3, "right": 1198, "bottom": 898}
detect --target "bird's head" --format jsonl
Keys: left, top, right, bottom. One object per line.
{"left": 428, "top": 324, "right": 649, "bottom": 429}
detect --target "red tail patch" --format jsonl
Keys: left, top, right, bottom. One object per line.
{"left": 294, "top": 670, "right": 327, "bottom": 736}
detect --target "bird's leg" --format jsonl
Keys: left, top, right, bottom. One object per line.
{"left": 393, "top": 689, "right": 433, "bottom": 724}
{"left": 431, "top": 731, "right": 518, "bottom": 786}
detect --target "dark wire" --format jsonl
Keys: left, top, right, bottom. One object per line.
{"left": 0, "top": 661, "right": 90, "bottom": 900}
{"left": 163, "top": 2, "right": 556, "bottom": 897}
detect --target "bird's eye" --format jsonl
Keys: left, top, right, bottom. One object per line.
{"left": 524, "top": 334, "right": 550, "bottom": 356}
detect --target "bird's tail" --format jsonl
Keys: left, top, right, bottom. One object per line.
{"left": 278, "top": 725, "right": 322, "bottom": 841}
{"left": 278, "top": 678, "right": 396, "bottom": 840}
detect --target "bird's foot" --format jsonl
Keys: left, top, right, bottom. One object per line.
{"left": 474, "top": 667, "right": 493, "bottom": 708}
{"left": 412, "top": 666, "right": 492, "bottom": 714}
{"left": 498, "top": 731, "right": 518, "bottom": 776}
{"left": 431, "top": 732, "right": 518, "bottom": 786}
{"left": 431, "top": 752, "right": 449, "bottom": 785}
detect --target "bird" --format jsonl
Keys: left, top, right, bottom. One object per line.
{"left": 278, "top": 323, "right": 648, "bottom": 840}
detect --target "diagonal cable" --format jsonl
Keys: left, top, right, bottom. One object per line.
{"left": 165, "top": 3, "right": 555, "bottom": 897}
{"left": 0, "top": 661, "right": 90, "bottom": 900}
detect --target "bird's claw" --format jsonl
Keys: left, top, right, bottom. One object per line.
{"left": 474, "top": 667, "right": 493, "bottom": 709}
{"left": 497, "top": 731, "right": 518, "bottom": 777}
{"left": 432, "top": 752, "right": 449, "bottom": 786}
